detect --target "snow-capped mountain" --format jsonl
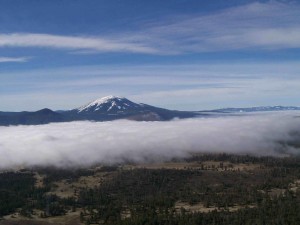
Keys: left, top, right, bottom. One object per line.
{"left": 1, "top": 96, "right": 300, "bottom": 126}
{"left": 67, "top": 95, "right": 198, "bottom": 121}
{"left": 75, "top": 95, "right": 144, "bottom": 114}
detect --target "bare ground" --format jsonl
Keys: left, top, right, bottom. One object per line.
{"left": 1, "top": 210, "right": 83, "bottom": 225}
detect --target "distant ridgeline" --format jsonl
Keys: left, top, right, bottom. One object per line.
{"left": 0, "top": 95, "right": 299, "bottom": 125}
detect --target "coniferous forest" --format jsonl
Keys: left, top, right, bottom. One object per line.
{"left": 0, "top": 154, "right": 299, "bottom": 225}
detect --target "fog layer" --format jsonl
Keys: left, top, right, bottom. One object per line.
{"left": 0, "top": 112, "right": 300, "bottom": 168}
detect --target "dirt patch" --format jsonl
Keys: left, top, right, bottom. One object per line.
{"left": 289, "top": 179, "right": 300, "bottom": 193}
{"left": 47, "top": 171, "right": 115, "bottom": 199}
{"left": 34, "top": 172, "right": 45, "bottom": 188}
{"left": 120, "top": 208, "right": 131, "bottom": 220}
{"left": 268, "top": 188, "right": 286, "bottom": 198}
{"left": 175, "top": 201, "right": 256, "bottom": 214}
{"left": 1, "top": 210, "right": 83, "bottom": 225}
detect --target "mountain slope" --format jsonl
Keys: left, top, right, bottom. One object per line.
{"left": 64, "top": 95, "right": 198, "bottom": 121}
{"left": 0, "top": 108, "right": 65, "bottom": 126}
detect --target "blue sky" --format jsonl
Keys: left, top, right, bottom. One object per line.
{"left": 0, "top": 0, "right": 300, "bottom": 111}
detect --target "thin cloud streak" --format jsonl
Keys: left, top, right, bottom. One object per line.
{"left": 119, "top": 1, "right": 300, "bottom": 53}
{"left": 0, "top": 112, "right": 299, "bottom": 169}
{"left": 0, "top": 33, "right": 159, "bottom": 54}
{"left": 0, "top": 56, "right": 29, "bottom": 63}
{"left": 1, "top": 62, "right": 300, "bottom": 111}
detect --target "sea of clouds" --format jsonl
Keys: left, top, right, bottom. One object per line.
{"left": 0, "top": 112, "right": 300, "bottom": 169}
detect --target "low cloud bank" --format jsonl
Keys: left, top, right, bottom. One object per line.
{"left": 0, "top": 112, "right": 300, "bottom": 169}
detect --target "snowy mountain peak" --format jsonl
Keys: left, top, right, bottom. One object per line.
{"left": 86, "top": 95, "right": 123, "bottom": 106}
{"left": 76, "top": 95, "right": 143, "bottom": 113}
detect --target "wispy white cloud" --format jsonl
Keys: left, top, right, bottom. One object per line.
{"left": 0, "top": 56, "right": 29, "bottom": 63}
{"left": 121, "top": 1, "right": 300, "bottom": 53}
{"left": 1, "top": 61, "right": 300, "bottom": 111}
{"left": 0, "top": 33, "right": 159, "bottom": 54}
{"left": 0, "top": 1, "right": 299, "bottom": 54}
